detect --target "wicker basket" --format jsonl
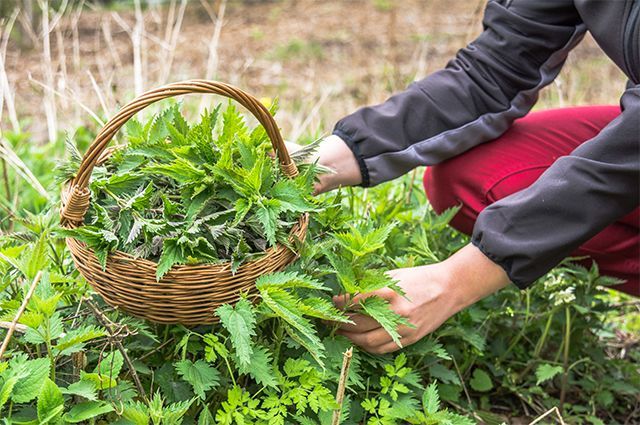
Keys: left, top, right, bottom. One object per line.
{"left": 60, "top": 80, "right": 309, "bottom": 325}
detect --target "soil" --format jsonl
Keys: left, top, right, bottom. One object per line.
{"left": 1, "top": 0, "right": 629, "bottom": 142}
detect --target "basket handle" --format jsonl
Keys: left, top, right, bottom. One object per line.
{"left": 61, "top": 80, "right": 297, "bottom": 226}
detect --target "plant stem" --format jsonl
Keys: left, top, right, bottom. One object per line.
{"left": 0, "top": 271, "right": 43, "bottom": 360}
{"left": 559, "top": 306, "right": 571, "bottom": 413}
{"left": 332, "top": 347, "right": 353, "bottom": 425}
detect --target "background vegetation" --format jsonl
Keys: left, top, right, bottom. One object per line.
{"left": 0, "top": 1, "right": 638, "bottom": 424}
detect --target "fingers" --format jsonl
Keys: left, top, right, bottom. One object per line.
{"left": 336, "top": 313, "right": 381, "bottom": 333}
{"left": 338, "top": 325, "right": 415, "bottom": 354}
{"left": 337, "top": 327, "right": 390, "bottom": 350}
{"left": 332, "top": 288, "right": 397, "bottom": 309}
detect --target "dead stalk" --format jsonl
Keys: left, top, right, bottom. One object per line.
{"left": 87, "top": 70, "right": 110, "bottom": 118}
{"left": 529, "top": 406, "right": 566, "bottom": 425}
{"left": 38, "top": 0, "right": 58, "bottom": 144}
{"left": 331, "top": 347, "right": 353, "bottom": 425}
{"left": 132, "top": 0, "right": 144, "bottom": 96}
{"left": 101, "top": 17, "right": 122, "bottom": 69}
{"left": 159, "top": 0, "right": 186, "bottom": 84}
{"left": 86, "top": 299, "right": 147, "bottom": 401}
{"left": 0, "top": 321, "right": 27, "bottom": 333}
{"left": 199, "top": 0, "right": 226, "bottom": 112}
{"left": 0, "top": 271, "right": 43, "bottom": 360}
{"left": 0, "top": 10, "right": 20, "bottom": 133}
{"left": 28, "top": 74, "right": 104, "bottom": 126}
{"left": 70, "top": 0, "right": 84, "bottom": 69}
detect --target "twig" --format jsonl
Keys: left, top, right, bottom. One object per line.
{"left": 28, "top": 74, "right": 105, "bottom": 126}
{"left": 0, "top": 321, "right": 27, "bottom": 333}
{"left": 529, "top": 406, "right": 566, "bottom": 425}
{"left": 0, "top": 10, "right": 20, "bottom": 133}
{"left": 0, "top": 271, "right": 43, "bottom": 360}
{"left": 38, "top": 0, "right": 59, "bottom": 144}
{"left": 332, "top": 347, "right": 353, "bottom": 425}
{"left": 86, "top": 299, "right": 147, "bottom": 400}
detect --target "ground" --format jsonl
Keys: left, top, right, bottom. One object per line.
{"left": 1, "top": 0, "right": 630, "bottom": 142}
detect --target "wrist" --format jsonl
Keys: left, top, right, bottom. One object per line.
{"left": 442, "top": 243, "right": 510, "bottom": 312}
{"left": 314, "top": 134, "right": 362, "bottom": 193}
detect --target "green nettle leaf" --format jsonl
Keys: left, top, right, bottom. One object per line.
{"left": 256, "top": 271, "right": 328, "bottom": 291}
{"left": 63, "top": 401, "right": 114, "bottom": 423}
{"left": 37, "top": 378, "right": 65, "bottom": 424}
{"left": 535, "top": 363, "right": 564, "bottom": 385}
{"left": 0, "top": 377, "right": 18, "bottom": 409}
{"left": 300, "top": 297, "right": 351, "bottom": 323}
{"left": 469, "top": 369, "right": 493, "bottom": 392}
{"left": 256, "top": 200, "right": 281, "bottom": 246}
{"left": 236, "top": 345, "right": 277, "bottom": 388}
{"left": 62, "top": 380, "right": 98, "bottom": 401}
{"left": 53, "top": 325, "right": 106, "bottom": 356}
{"left": 175, "top": 359, "right": 220, "bottom": 400}
{"left": 157, "top": 238, "right": 186, "bottom": 280}
{"left": 358, "top": 296, "right": 413, "bottom": 347}
{"left": 259, "top": 287, "right": 324, "bottom": 356}
{"left": 61, "top": 103, "right": 317, "bottom": 278}
{"left": 95, "top": 350, "right": 124, "bottom": 378}
{"left": 11, "top": 357, "right": 50, "bottom": 403}
{"left": 215, "top": 298, "right": 257, "bottom": 368}
{"left": 423, "top": 382, "right": 441, "bottom": 415}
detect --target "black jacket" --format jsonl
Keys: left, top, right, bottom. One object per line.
{"left": 333, "top": 0, "right": 640, "bottom": 288}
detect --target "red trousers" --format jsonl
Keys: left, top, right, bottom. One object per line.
{"left": 424, "top": 106, "right": 639, "bottom": 296}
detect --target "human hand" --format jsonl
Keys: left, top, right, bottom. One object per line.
{"left": 332, "top": 264, "right": 458, "bottom": 354}
{"left": 332, "top": 244, "right": 511, "bottom": 354}
{"left": 281, "top": 135, "right": 362, "bottom": 194}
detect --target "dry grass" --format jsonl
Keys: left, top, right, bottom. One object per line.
{"left": 0, "top": 0, "right": 629, "bottom": 143}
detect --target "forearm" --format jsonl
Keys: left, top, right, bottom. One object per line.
{"left": 441, "top": 243, "right": 510, "bottom": 312}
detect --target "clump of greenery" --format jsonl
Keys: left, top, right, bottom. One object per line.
{"left": 1, "top": 117, "right": 638, "bottom": 423}
{"left": 60, "top": 103, "right": 319, "bottom": 279}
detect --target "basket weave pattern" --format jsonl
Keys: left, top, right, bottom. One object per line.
{"left": 60, "top": 80, "right": 309, "bottom": 325}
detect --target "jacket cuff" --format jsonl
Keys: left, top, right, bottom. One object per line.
{"left": 470, "top": 232, "right": 531, "bottom": 290}
{"left": 332, "top": 127, "right": 371, "bottom": 187}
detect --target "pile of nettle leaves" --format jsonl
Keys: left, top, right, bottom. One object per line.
{"left": 0, "top": 106, "right": 637, "bottom": 424}
{"left": 59, "top": 104, "right": 319, "bottom": 279}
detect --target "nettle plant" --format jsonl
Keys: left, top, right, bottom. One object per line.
{"left": 59, "top": 103, "right": 319, "bottom": 278}
{"left": 0, "top": 103, "right": 637, "bottom": 424}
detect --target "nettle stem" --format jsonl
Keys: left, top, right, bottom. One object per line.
{"left": 332, "top": 347, "right": 353, "bottom": 425}
{"left": 559, "top": 306, "right": 571, "bottom": 412}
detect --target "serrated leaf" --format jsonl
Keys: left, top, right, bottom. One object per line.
{"left": 256, "top": 271, "right": 328, "bottom": 291}
{"left": 37, "top": 378, "right": 64, "bottom": 424}
{"left": 63, "top": 401, "right": 114, "bottom": 423}
{"left": 236, "top": 345, "right": 277, "bottom": 388}
{"left": 359, "top": 296, "right": 413, "bottom": 347}
{"left": 95, "top": 350, "right": 124, "bottom": 378}
{"left": 469, "top": 369, "right": 493, "bottom": 392}
{"left": 259, "top": 287, "right": 323, "bottom": 357}
{"left": 300, "top": 297, "right": 351, "bottom": 323}
{"left": 11, "top": 357, "right": 50, "bottom": 403}
{"left": 256, "top": 200, "right": 280, "bottom": 246}
{"left": 535, "top": 363, "right": 564, "bottom": 385}
{"left": 53, "top": 325, "right": 106, "bottom": 356}
{"left": 175, "top": 359, "right": 220, "bottom": 400}
{"left": 62, "top": 380, "right": 98, "bottom": 401}
{"left": 157, "top": 238, "right": 185, "bottom": 280}
{"left": 215, "top": 298, "right": 256, "bottom": 368}
{"left": 423, "top": 382, "right": 440, "bottom": 415}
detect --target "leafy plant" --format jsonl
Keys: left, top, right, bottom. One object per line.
{"left": 60, "top": 103, "right": 319, "bottom": 279}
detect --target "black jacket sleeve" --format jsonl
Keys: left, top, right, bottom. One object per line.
{"left": 333, "top": 0, "right": 586, "bottom": 187}
{"left": 472, "top": 85, "right": 640, "bottom": 287}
